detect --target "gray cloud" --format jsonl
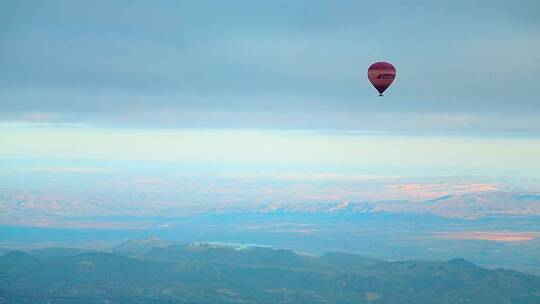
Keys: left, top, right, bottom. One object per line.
{"left": 1, "top": 0, "right": 539, "bottom": 132}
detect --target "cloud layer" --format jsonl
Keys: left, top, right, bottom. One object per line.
{"left": 1, "top": 0, "right": 539, "bottom": 133}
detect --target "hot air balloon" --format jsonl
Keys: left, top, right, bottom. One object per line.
{"left": 368, "top": 62, "right": 396, "bottom": 96}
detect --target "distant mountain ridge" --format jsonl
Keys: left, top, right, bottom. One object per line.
{"left": 1, "top": 243, "right": 540, "bottom": 303}
{"left": 3, "top": 190, "right": 540, "bottom": 221}
{"left": 256, "top": 191, "right": 540, "bottom": 219}
{"left": 112, "top": 236, "right": 172, "bottom": 254}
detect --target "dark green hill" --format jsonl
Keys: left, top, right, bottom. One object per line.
{"left": 29, "top": 247, "right": 96, "bottom": 258}
{"left": 1, "top": 245, "right": 540, "bottom": 304}
{"left": 112, "top": 236, "right": 172, "bottom": 255}
{"left": 145, "top": 243, "right": 320, "bottom": 269}
{"left": 319, "top": 252, "right": 382, "bottom": 271}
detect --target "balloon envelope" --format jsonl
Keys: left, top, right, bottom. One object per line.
{"left": 367, "top": 62, "right": 396, "bottom": 96}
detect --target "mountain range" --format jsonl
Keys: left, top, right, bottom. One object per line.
{"left": 258, "top": 192, "right": 540, "bottom": 219}
{"left": 3, "top": 191, "right": 540, "bottom": 224}
{"left": 1, "top": 242, "right": 540, "bottom": 303}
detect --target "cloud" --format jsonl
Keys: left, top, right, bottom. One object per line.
{"left": 2, "top": 123, "right": 540, "bottom": 177}
{"left": 23, "top": 167, "right": 113, "bottom": 174}
{"left": 0, "top": 1, "right": 539, "bottom": 133}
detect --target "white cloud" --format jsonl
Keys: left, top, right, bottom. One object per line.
{"left": 1, "top": 123, "right": 539, "bottom": 178}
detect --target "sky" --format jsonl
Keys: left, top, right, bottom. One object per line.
{"left": 1, "top": 1, "right": 540, "bottom": 177}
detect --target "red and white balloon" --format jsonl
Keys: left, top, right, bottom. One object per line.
{"left": 367, "top": 62, "right": 396, "bottom": 96}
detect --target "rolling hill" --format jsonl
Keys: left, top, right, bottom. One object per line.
{"left": 1, "top": 244, "right": 540, "bottom": 303}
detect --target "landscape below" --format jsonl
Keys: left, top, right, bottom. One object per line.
{"left": 1, "top": 241, "right": 540, "bottom": 304}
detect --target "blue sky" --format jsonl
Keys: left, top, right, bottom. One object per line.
{"left": 1, "top": 1, "right": 539, "bottom": 177}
